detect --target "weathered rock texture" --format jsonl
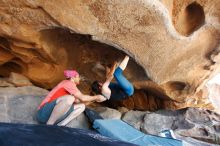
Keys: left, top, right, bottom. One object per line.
{"left": 0, "top": 86, "right": 219, "bottom": 144}
{"left": 0, "top": 72, "right": 32, "bottom": 87}
{"left": 0, "top": 0, "right": 220, "bottom": 111}
{"left": 141, "top": 108, "right": 220, "bottom": 145}
{"left": 0, "top": 86, "right": 48, "bottom": 123}
{"left": 90, "top": 106, "right": 220, "bottom": 145}
{"left": 0, "top": 86, "right": 90, "bottom": 129}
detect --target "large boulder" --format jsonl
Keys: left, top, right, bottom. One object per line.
{"left": 0, "top": 86, "right": 90, "bottom": 129}
{"left": 66, "top": 113, "right": 90, "bottom": 130}
{"left": 0, "top": 85, "right": 219, "bottom": 144}
{"left": 0, "top": 0, "right": 220, "bottom": 111}
{"left": 122, "top": 110, "right": 147, "bottom": 130}
{"left": 142, "top": 109, "right": 186, "bottom": 135}
{"left": 0, "top": 86, "right": 48, "bottom": 123}
{"left": 92, "top": 106, "right": 122, "bottom": 119}
{"left": 140, "top": 108, "right": 220, "bottom": 144}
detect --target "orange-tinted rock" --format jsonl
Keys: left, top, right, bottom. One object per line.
{"left": 0, "top": 0, "right": 220, "bottom": 111}
{"left": 0, "top": 78, "right": 14, "bottom": 87}
{"left": 8, "top": 72, "right": 33, "bottom": 87}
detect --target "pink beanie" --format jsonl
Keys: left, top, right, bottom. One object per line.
{"left": 64, "top": 70, "right": 79, "bottom": 78}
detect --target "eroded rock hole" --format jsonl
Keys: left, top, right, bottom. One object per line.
{"left": 174, "top": 2, "right": 205, "bottom": 36}
{"left": 161, "top": 81, "right": 189, "bottom": 102}
{"left": 1, "top": 62, "right": 23, "bottom": 76}
{"left": 185, "top": 2, "right": 205, "bottom": 34}
{"left": 166, "top": 81, "right": 187, "bottom": 91}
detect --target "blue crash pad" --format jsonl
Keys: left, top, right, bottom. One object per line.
{"left": 93, "top": 119, "right": 182, "bottom": 146}
{"left": 0, "top": 122, "right": 137, "bottom": 146}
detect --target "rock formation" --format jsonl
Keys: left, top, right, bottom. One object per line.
{"left": 0, "top": 85, "right": 219, "bottom": 144}
{"left": 0, "top": 0, "right": 220, "bottom": 111}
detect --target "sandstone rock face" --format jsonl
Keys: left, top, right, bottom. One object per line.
{"left": 122, "top": 110, "right": 147, "bottom": 130}
{"left": 0, "top": 86, "right": 90, "bottom": 129}
{"left": 0, "top": 86, "right": 219, "bottom": 144}
{"left": 142, "top": 110, "right": 184, "bottom": 135}
{"left": 8, "top": 72, "right": 33, "bottom": 87}
{"left": 0, "top": 78, "right": 14, "bottom": 87}
{"left": 0, "top": 0, "right": 220, "bottom": 111}
{"left": 92, "top": 106, "right": 122, "bottom": 119}
{"left": 66, "top": 113, "right": 90, "bottom": 130}
{"left": 0, "top": 73, "right": 32, "bottom": 87}
{"left": 141, "top": 108, "right": 220, "bottom": 145}
{"left": 0, "top": 86, "right": 48, "bottom": 124}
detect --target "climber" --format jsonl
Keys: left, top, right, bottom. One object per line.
{"left": 91, "top": 55, "right": 134, "bottom": 100}
{"left": 36, "top": 70, "right": 106, "bottom": 126}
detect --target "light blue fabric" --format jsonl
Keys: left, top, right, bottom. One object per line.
{"left": 93, "top": 119, "right": 182, "bottom": 146}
